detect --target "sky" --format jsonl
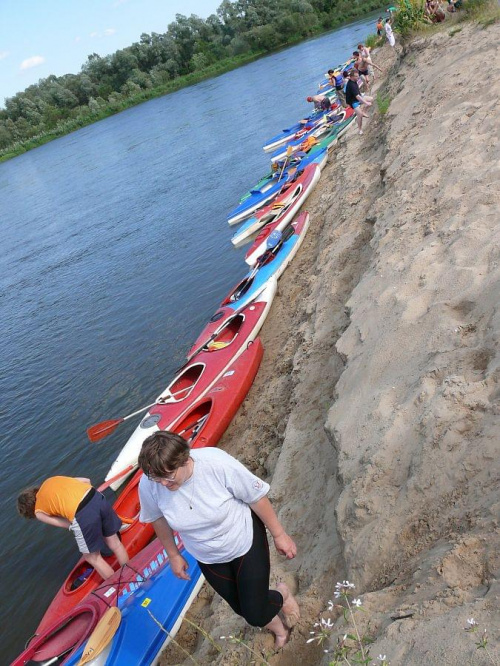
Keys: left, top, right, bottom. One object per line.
{"left": 0, "top": 0, "right": 221, "bottom": 106}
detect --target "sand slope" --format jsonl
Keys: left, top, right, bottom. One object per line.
{"left": 161, "top": 20, "right": 500, "bottom": 665}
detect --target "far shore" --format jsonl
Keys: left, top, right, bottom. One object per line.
{"left": 0, "top": 9, "right": 383, "bottom": 164}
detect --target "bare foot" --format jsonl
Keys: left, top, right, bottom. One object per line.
{"left": 277, "top": 582, "right": 300, "bottom": 628}
{"left": 274, "top": 626, "right": 291, "bottom": 650}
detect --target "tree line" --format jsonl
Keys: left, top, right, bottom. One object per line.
{"left": 0, "top": 0, "right": 382, "bottom": 159}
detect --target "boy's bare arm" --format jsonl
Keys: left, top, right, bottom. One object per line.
{"left": 35, "top": 511, "right": 71, "bottom": 529}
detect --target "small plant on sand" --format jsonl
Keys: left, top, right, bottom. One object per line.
{"left": 306, "top": 581, "right": 387, "bottom": 666}
{"left": 465, "top": 617, "right": 498, "bottom": 665}
{"left": 365, "top": 33, "right": 385, "bottom": 49}
{"left": 220, "top": 633, "right": 272, "bottom": 666}
{"left": 377, "top": 91, "right": 393, "bottom": 115}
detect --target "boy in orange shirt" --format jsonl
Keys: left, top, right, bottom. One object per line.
{"left": 17, "top": 476, "right": 128, "bottom": 580}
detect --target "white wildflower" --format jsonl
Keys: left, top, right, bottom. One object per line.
{"left": 328, "top": 600, "right": 334, "bottom": 611}
{"left": 467, "top": 618, "right": 477, "bottom": 627}
{"left": 353, "top": 598, "right": 362, "bottom": 607}
{"left": 378, "top": 656, "right": 387, "bottom": 662}
{"left": 334, "top": 580, "right": 355, "bottom": 597}
{"left": 320, "top": 617, "right": 334, "bottom": 629}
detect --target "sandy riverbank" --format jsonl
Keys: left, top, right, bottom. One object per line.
{"left": 161, "top": 18, "right": 500, "bottom": 665}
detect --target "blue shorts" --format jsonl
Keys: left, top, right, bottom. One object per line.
{"left": 351, "top": 102, "right": 361, "bottom": 109}
{"left": 69, "top": 489, "right": 122, "bottom": 554}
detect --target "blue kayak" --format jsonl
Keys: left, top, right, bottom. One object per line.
{"left": 66, "top": 548, "right": 203, "bottom": 666}
{"left": 262, "top": 107, "right": 332, "bottom": 153}
{"left": 227, "top": 147, "right": 327, "bottom": 227}
{"left": 223, "top": 211, "right": 310, "bottom": 312}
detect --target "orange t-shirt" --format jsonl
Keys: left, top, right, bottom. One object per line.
{"left": 35, "top": 476, "right": 92, "bottom": 521}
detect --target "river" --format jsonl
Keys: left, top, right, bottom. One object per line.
{"left": 1, "top": 14, "right": 378, "bottom": 661}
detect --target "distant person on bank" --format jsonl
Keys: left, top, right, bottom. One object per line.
{"left": 17, "top": 476, "right": 129, "bottom": 580}
{"left": 345, "top": 69, "right": 373, "bottom": 135}
{"left": 138, "top": 431, "right": 300, "bottom": 649}
{"left": 318, "top": 69, "right": 347, "bottom": 107}
{"left": 357, "top": 44, "right": 383, "bottom": 83}
{"left": 306, "top": 94, "right": 331, "bottom": 111}
{"left": 376, "top": 16, "right": 384, "bottom": 34}
{"left": 385, "top": 17, "right": 396, "bottom": 47}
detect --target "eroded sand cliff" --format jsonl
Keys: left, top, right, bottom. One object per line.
{"left": 162, "top": 19, "right": 500, "bottom": 665}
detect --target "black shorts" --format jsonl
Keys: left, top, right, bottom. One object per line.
{"left": 69, "top": 489, "right": 122, "bottom": 554}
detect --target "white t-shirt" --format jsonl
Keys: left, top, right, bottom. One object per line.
{"left": 139, "top": 448, "right": 270, "bottom": 564}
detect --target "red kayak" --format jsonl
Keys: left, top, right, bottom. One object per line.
{"left": 104, "top": 278, "right": 276, "bottom": 489}
{"left": 35, "top": 469, "right": 154, "bottom": 635}
{"left": 33, "top": 339, "right": 263, "bottom": 640}
{"left": 12, "top": 538, "right": 187, "bottom": 666}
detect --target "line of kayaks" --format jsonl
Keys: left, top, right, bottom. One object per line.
{"left": 13, "top": 53, "right": 356, "bottom": 666}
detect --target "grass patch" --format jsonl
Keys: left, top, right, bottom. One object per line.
{"left": 377, "top": 90, "right": 393, "bottom": 115}
{"left": 459, "top": 0, "right": 500, "bottom": 21}
{"left": 477, "top": 9, "right": 500, "bottom": 26}
{"left": 448, "top": 26, "right": 463, "bottom": 34}
{"left": 365, "top": 32, "right": 385, "bottom": 49}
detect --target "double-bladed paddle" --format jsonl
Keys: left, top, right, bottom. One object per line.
{"left": 86, "top": 285, "right": 270, "bottom": 443}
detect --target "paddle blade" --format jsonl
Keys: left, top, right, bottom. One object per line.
{"left": 266, "top": 230, "right": 283, "bottom": 249}
{"left": 87, "top": 419, "right": 123, "bottom": 443}
{"left": 78, "top": 607, "right": 121, "bottom": 665}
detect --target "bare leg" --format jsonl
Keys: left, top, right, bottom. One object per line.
{"left": 104, "top": 533, "right": 129, "bottom": 566}
{"left": 265, "top": 613, "right": 290, "bottom": 649}
{"left": 355, "top": 107, "right": 364, "bottom": 133}
{"left": 83, "top": 551, "right": 114, "bottom": 580}
{"left": 277, "top": 582, "right": 301, "bottom": 627}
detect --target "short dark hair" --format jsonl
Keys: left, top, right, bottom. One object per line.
{"left": 353, "top": 51, "right": 360, "bottom": 56}
{"left": 17, "top": 487, "right": 40, "bottom": 519}
{"left": 327, "top": 69, "right": 334, "bottom": 74}
{"left": 349, "top": 70, "right": 359, "bottom": 78}
{"left": 138, "top": 431, "right": 190, "bottom": 478}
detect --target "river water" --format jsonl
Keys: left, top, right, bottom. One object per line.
{"left": 1, "top": 15, "right": 377, "bottom": 661}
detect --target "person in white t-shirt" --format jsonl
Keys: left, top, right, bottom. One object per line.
{"left": 138, "top": 431, "right": 299, "bottom": 649}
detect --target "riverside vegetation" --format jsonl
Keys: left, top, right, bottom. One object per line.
{"left": 0, "top": 0, "right": 384, "bottom": 162}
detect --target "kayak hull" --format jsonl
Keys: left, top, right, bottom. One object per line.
{"left": 36, "top": 469, "right": 155, "bottom": 635}
{"left": 231, "top": 162, "right": 320, "bottom": 248}
{"left": 104, "top": 279, "right": 276, "bottom": 489}
{"left": 227, "top": 147, "right": 327, "bottom": 227}
{"left": 64, "top": 551, "right": 204, "bottom": 666}
{"left": 245, "top": 164, "right": 320, "bottom": 266}
{"left": 223, "top": 212, "right": 310, "bottom": 312}
{"left": 269, "top": 108, "right": 348, "bottom": 163}
{"left": 13, "top": 538, "right": 194, "bottom": 666}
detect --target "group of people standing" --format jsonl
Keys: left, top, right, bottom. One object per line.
{"left": 311, "top": 42, "right": 384, "bottom": 135}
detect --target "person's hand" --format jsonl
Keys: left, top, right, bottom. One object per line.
{"left": 170, "top": 553, "right": 191, "bottom": 580}
{"left": 273, "top": 532, "right": 297, "bottom": 559}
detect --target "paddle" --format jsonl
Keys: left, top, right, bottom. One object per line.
{"left": 230, "top": 231, "right": 285, "bottom": 302}
{"left": 278, "top": 145, "right": 293, "bottom": 182}
{"left": 97, "top": 465, "right": 135, "bottom": 491}
{"left": 87, "top": 406, "right": 158, "bottom": 443}
{"left": 78, "top": 606, "right": 121, "bottom": 665}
